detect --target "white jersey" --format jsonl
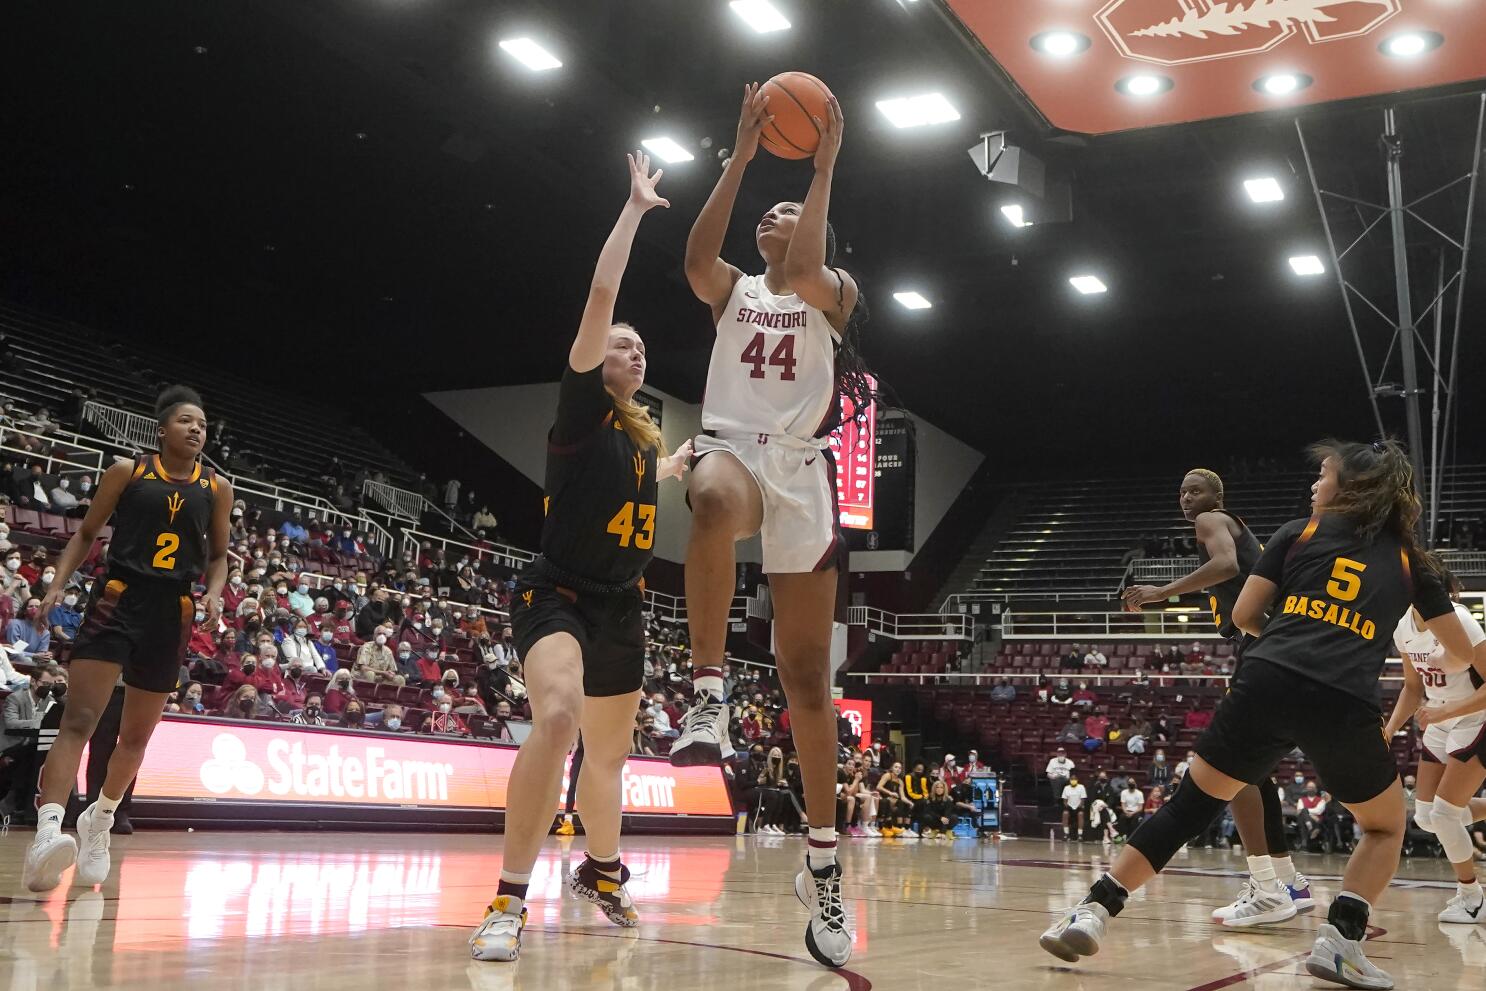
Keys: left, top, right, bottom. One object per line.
{"left": 702, "top": 273, "right": 840, "bottom": 441}
{"left": 1393, "top": 603, "right": 1486, "bottom": 704}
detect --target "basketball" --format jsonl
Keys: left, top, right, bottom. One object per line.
{"left": 759, "top": 71, "right": 834, "bottom": 160}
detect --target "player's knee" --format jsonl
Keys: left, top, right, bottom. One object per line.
{"left": 688, "top": 481, "right": 742, "bottom": 531}
{"left": 537, "top": 698, "right": 583, "bottom": 744}
{"left": 1413, "top": 804, "right": 1437, "bottom": 833}
{"left": 58, "top": 704, "right": 101, "bottom": 739}
{"left": 117, "top": 723, "right": 154, "bottom": 753}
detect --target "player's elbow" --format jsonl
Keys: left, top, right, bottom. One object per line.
{"left": 1212, "top": 556, "right": 1240, "bottom": 582}
{"left": 1232, "top": 603, "right": 1264, "bottom": 637}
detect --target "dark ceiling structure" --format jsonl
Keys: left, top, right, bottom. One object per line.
{"left": 3, "top": 0, "right": 1483, "bottom": 473}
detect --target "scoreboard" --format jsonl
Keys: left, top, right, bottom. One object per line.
{"left": 830, "top": 387, "right": 915, "bottom": 553}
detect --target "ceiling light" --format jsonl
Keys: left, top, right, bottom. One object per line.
{"left": 498, "top": 37, "right": 562, "bottom": 72}
{"left": 1116, "top": 74, "right": 1172, "bottom": 97}
{"left": 1031, "top": 31, "right": 1091, "bottom": 57}
{"left": 1070, "top": 275, "right": 1107, "bottom": 295}
{"left": 1000, "top": 204, "right": 1032, "bottom": 228}
{"left": 1255, "top": 72, "right": 1311, "bottom": 95}
{"left": 1243, "top": 177, "right": 1284, "bottom": 203}
{"left": 1380, "top": 31, "right": 1442, "bottom": 58}
{"left": 1289, "top": 254, "right": 1325, "bottom": 276}
{"left": 893, "top": 291, "right": 932, "bottom": 310}
{"left": 730, "top": 0, "right": 791, "bottom": 34}
{"left": 876, "top": 93, "right": 961, "bottom": 129}
{"left": 640, "top": 137, "right": 694, "bottom": 163}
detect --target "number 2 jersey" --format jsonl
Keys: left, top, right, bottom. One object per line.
{"left": 1243, "top": 512, "right": 1452, "bottom": 703}
{"left": 541, "top": 364, "right": 658, "bottom": 587}
{"left": 702, "top": 272, "right": 840, "bottom": 441}
{"left": 1196, "top": 509, "right": 1262, "bottom": 639}
{"left": 107, "top": 453, "right": 217, "bottom": 584}
{"left": 1393, "top": 602, "right": 1486, "bottom": 704}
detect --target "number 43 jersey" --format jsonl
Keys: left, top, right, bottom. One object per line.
{"left": 108, "top": 454, "right": 216, "bottom": 583}
{"left": 703, "top": 272, "right": 841, "bottom": 441}
{"left": 542, "top": 364, "right": 658, "bottom": 587}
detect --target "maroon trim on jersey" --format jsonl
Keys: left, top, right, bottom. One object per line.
{"left": 547, "top": 411, "right": 615, "bottom": 455}
{"left": 1419, "top": 744, "right": 1443, "bottom": 764}
{"left": 1449, "top": 721, "right": 1486, "bottom": 763}
{"left": 811, "top": 448, "right": 846, "bottom": 573}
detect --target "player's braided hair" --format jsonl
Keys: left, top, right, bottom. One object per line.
{"left": 1185, "top": 468, "right": 1225, "bottom": 505}
{"left": 1308, "top": 438, "right": 1437, "bottom": 578}
{"left": 155, "top": 384, "right": 204, "bottom": 425}
{"left": 823, "top": 222, "right": 896, "bottom": 420}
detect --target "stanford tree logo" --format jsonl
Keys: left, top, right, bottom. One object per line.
{"left": 1095, "top": 0, "right": 1400, "bottom": 65}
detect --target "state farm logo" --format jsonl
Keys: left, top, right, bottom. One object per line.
{"left": 201, "top": 733, "right": 266, "bottom": 796}
{"left": 1096, "top": 0, "right": 1400, "bottom": 65}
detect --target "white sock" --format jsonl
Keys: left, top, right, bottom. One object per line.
{"left": 1247, "top": 854, "right": 1281, "bottom": 894}
{"left": 692, "top": 674, "right": 725, "bottom": 701}
{"left": 807, "top": 826, "right": 838, "bottom": 869}
{"left": 37, "top": 803, "right": 64, "bottom": 832}
{"left": 1458, "top": 880, "right": 1483, "bottom": 902}
{"left": 1271, "top": 855, "right": 1297, "bottom": 885}
{"left": 95, "top": 794, "right": 121, "bottom": 817}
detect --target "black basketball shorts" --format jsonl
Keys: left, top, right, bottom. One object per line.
{"left": 1197, "top": 658, "right": 1399, "bottom": 805}
{"left": 510, "top": 573, "right": 645, "bottom": 698}
{"left": 70, "top": 574, "right": 193, "bottom": 694}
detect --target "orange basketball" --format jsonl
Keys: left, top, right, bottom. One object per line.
{"left": 759, "top": 71, "right": 834, "bottom": 160}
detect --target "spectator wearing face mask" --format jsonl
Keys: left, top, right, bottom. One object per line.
{"left": 48, "top": 587, "right": 84, "bottom": 643}
{"left": 5, "top": 598, "right": 54, "bottom": 662}
{"left": 175, "top": 682, "right": 207, "bottom": 716}
{"left": 475, "top": 649, "right": 513, "bottom": 709}
{"left": 332, "top": 527, "right": 359, "bottom": 557}
{"left": 280, "top": 620, "right": 327, "bottom": 673}
{"left": 310, "top": 621, "right": 340, "bottom": 672}
{"left": 0, "top": 522, "right": 13, "bottom": 555}
{"left": 227, "top": 684, "right": 260, "bottom": 720}
{"left": 378, "top": 703, "right": 406, "bottom": 734}
{"left": 457, "top": 605, "right": 486, "bottom": 638}
{"left": 15, "top": 463, "right": 52, "bottom": 510}
{"left": 354, "top": 626, "right": 403, "bottom": 685}
{"left": 1, "top": 664, "right": 62, "bottom": 751}
{"left": 2, "top": 550, "right": 28, "bottom": 617}
{"left": 423, "top": 694, "right": 468, "bottom": 736}
{"left": 222, "top": 569, "right": 247, "bottom": 615}
{"left": 443, "top": 671, "right": 487, "bottom": 715}
{"left": 279, "top": 514, "right": 309, "bottom": 544}
{"left": 186, "top": 602, "right": 220, "bottom": 659}
{"left": 287, "top": 580, "right": 315, "bottom": 618}
{"left": 26, "top": 553, "right": 55, "bottom": 597}
{"left": 325, "top": 669, "right": 357, "bottom": 715}
{"left": 280, "top": 658, "right": 311, "bottom": 709}
{"left": 49, "top": 476, "right": 80, "bottom": 514}
{"left": 413, "top": 645, "right": 445, "bottom": 686}
{"left": 292, "top": 693, "right": 328, "bottom": 727}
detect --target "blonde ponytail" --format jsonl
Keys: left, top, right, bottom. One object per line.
{"left": 612, "top": 393, "right": 667, "bottom": 457}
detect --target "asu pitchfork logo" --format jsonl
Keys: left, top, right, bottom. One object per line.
{"left": 521, "top": 590, "right": 534, "bottom": 609}
{"left": 165, "top": 491, "right": 185, "bottom": 524}
{"left": 632, "top": 452, "right": 646, "bottom": 491}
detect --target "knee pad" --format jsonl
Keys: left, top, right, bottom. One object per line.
{"left": 1433, "top": 797, "right": 1476, "bottom": 864}
{"left": 1412, "top": 804, "right": 1436, "bottom": 834}
{"left": 1129, "top": 779, "right": 1229, "bottom": 872}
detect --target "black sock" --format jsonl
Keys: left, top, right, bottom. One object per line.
{"left": 1082, "top": 873, "right": 1128, "bottom": 917}
{"left": 496, "top": 878, "right": 529, "bottom": 903}
{"left": 1328, "top": 894, "right": 1370, "bottom": 942}
{"left": 588, "top": 854, "right": 623, "bottom": 879}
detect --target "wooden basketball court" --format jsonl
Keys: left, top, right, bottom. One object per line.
{"left": 2, "top": 830, "right": 1482, "bottom": 989}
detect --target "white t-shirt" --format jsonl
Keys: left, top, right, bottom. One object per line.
{"left": 1046, "top": 756, "right": 1074, "bottom": 779}
{"left": 1120, "top": 788, "right": 1145, "bottom": 815}
{"left": 1062, "top": 783, "right": 1087, "bottom": 810}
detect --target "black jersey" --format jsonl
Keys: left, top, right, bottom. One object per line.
{"left": 1197, "top": 509, "right": 1262, "bottom": 638}
{"left": 1244, "top": 512, "right": 1451, "bottom": 703}
{"left": 540, "top": 364, "right": 659, "bottom": 587}
{"left": 106, "top": 454, "right": 218, "bottom": 584}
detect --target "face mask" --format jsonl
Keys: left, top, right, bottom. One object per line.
{"left": 276, "top": 587, "right": 287, "bottom": 596}
{"left": 230, "top": 576, "right": 243, "bottom": 587}
{"left": 65, "top": 594, "right": 78, "bottom": 607}
{"left": 375, "top": 634, "right": 387, "bottom": 645}
{"left": 432, "top": 688, "right": 446, "bottom": 701}
{"left": 295, "top": 627, "right": 308, "bottom": 638}
{"left": 42, "top": 572, "right": 55, "bottom": 585}
{"left": 398, "top": 651, "right": 412, "bottom": 661}
{"left": 80, "top": 480, "right": 91, "bottom": 491}
{"left": 306, "top": 704, "right": 321, "bottom": 716}
{"left": 385, "top": 717, "right": 401, "bottom": 731}
{"left": 426, "top": 650, "right": 438, "bottom": 660}
{"left": 187, "top": 694, "right": 203, "bottom": 707}
{"left": 343, "top": 531, "right": 352, "bottom": 538}
{"left": 346, "top": 710, "right": 364, "bottom": 725}
{"left": 439, "top": 702, "right": 452, "bottom": 713}
{"left": 289, "top": 666, "right": 303, "bottom": 678}
{"left": 297, "top": 585, "right": 308, "bottom": 595}
{"left": 280, "top": 540, "right": 290, "bottom": 548}
{"left": 453, "top": 612, "right": 462, "bottom": 620}
{"left": 195, "top": 611, "right": 207, "bottom": 623}
{"left": 321, "top": 630, "right": 334, "bottom": 643}
{"left": 4, "top": 559, "right": 18, "bottom": 571}
{"left": 59, "top": 479, "right": 70, "bottom": 490}
{"left": 240, "top": 698, "right": 256, "bottom": 713}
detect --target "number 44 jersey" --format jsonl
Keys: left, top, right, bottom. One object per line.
{"left": 703, "top": 273, "right": 841, "bottom": 441}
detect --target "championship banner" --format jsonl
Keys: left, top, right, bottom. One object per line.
{"left": 106, "top": 717, "right": 733, "bottom": 817}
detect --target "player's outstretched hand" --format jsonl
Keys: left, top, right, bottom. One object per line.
{"left": 627, "top": 151, "right": 670, "bottom": 212}
{"left": 1121, "top": 585, "right": 1162, "bottom": 612}
{"left": 732, "top": 82, "right": 773, "bottom": 166}
{"left": 813, "top": 96, "right": 844, "bottom": 172}
{"left": 36, "top": 587, "right": 64, "bottom": 631}
{"left": 660, "top": 438, "right": 694, "bottom": 481}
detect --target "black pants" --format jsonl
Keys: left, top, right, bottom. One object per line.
{"left": 86, "top": 685, "right": 135, "bottom": 812}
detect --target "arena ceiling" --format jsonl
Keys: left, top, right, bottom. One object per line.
{"left": 3, "top": 0, "right": 1483, "bottom": 472}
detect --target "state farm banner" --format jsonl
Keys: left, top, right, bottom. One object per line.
{"left": 122, "top": 717, "right": 733, "bottom": 817}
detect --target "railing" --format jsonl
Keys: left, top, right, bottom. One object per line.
{"left": 642, "top": 587, "right": 748, "bottom": 626}
{"left": 940, "top": 591, "right": 1107, "bottom": 616}
{"left": 849, "top": 667, "right": 1408, "bottom": 688}
{"left": 1439, "top": 549, "right": 1486, "bottom": 576}
{"left": 0, "top": 424, "right": 108, "bottom": 476}
{"left": 81, "top": 400, "right": 159, "bottom": 452}
{"left": 1125, "top": 557, "right": 1200, "bottom": 585}
{"left": 0, "top": 447, "right": 112, "bottom": 484}
{"left": 1002, "top": 608, "right": 1221, "bottom": 638}
{"left": 362, "top": 479, "right": 425, "bottom": 522}
{"left": 848, "top": 606, "right": 973, "bottom": 641}
{"left": 401, "top": 528, "right": 537, "bottom": 573}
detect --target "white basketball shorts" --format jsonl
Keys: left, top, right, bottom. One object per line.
{"left": 1421, "top": 709, "right": 1486, "bottom": 764}
{"left": 692, "top": 431, "right": 843, "bottom": 575}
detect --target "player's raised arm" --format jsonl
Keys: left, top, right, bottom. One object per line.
{"left": 783, "top": 96, "right": 857, "bottom": 328}
{"left": 569, "top": 152, "right": 669, "bottom": 373}
{"left": 1124, "top": 512, "right": 1238, "bottom": 611}
{"left": 684, "top": 84, "right": 764, "bottom": 314}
